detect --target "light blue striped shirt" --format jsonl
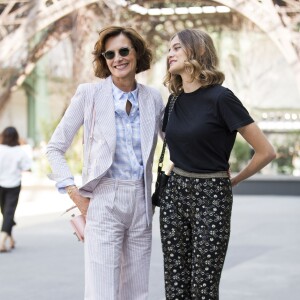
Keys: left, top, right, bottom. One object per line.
{"left": 106, "top": 82, "right": 143, "bottom": 180}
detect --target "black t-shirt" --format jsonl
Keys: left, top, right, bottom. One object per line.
{"left": 165, "top": 84, "right": 254, "bottom": 173}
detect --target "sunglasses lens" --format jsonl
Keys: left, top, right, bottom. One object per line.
{"left": 102, "top": 47, "right": 131, "bottom": 60}
{"left": 119, "top": 48, "right": 130, "bottom": 57}
{"left": 104, "top": 51, "right": 115, "bottom": 59}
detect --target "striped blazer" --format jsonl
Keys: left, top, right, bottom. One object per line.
{"left": 46, "top": 76, "right": 164, "bottom": 225}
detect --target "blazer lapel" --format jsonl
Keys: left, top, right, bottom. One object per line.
{"left": 93, "top": 77, "right": 116, "bottom": 155}
{"left": 138, "top": 84, "right": 156, "bottom": 164}
{"left": 92, "top": 79, "right": 156, "bottom": 165}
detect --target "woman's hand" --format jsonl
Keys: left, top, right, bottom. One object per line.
{"left": 230, "top": 177, "right": 238, "bottom": 187}
{"left": 66, "top": 186, "right": 90, "bottom": 216}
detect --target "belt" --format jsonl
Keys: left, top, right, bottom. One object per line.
{"left": 173, "top": 167, "right": 229, "bottom": 179}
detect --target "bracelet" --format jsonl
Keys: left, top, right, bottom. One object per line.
{"left": 66, "top": 185, "right": 77, "bottom": 197}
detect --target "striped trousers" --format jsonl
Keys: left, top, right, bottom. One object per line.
{"left": 84, "top": 177, "right": 152, "bottom": 300}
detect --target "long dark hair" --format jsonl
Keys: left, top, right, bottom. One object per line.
{"left": 0, "top": 127, "right": 20, "bottom": 147}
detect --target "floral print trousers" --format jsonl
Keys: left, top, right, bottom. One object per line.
{"left": 160, "top": 172, "right": 233, "bottom": 300}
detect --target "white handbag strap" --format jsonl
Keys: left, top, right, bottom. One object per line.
{"left": 87, "top": 101, "right": 96, "bottom": 163}
{"left": 90, "top": 101, "right": 96, "bottom": 141}
{"left": 61, "top": 205, "right": 77, "bottom": 216}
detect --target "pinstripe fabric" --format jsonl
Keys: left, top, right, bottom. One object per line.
{"left": 46, "top": 76, "right": 164, "bottom": 300}
{"left": 46, "top": 76, "right": 165, "bottom": 225}
{"left": 85, "top": 177, "right": 151, "bottom": 300}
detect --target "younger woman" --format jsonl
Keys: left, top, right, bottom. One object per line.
{"left": 160, "top": 29, "right": 276, "bottom": 300}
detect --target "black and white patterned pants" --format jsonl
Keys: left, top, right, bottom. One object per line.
{"left": 160, "top": 172, "right": 233, "bottom": 300}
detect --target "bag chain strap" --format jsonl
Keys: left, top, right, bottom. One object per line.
{"left": 157, "top": 94, "right": 178, "bottom": 174}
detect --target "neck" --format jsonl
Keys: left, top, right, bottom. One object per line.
{"left": 112, "top": 76, "right": 136, "bottom": 92}
{"left": 181, "top": 74, "right": 202, "bottom": 93}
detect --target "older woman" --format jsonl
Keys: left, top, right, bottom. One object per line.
{"left": 46, "top": 26, "right": 164, "bottom": 300}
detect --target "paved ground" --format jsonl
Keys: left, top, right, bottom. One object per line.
{"left": 0, "top": 174, "right": 299, "bottom": 300}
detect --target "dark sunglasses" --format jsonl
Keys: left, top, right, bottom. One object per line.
{"left": 101, "top": 47, "right": 134, "bottom": 60}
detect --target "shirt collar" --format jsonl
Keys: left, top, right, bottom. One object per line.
{"left": 112, "top": 81, "right": 138, "bottom": 105}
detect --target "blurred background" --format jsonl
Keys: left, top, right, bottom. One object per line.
{"left": 0, "top": 0, "right": 300, "bottom": 179}
{"left": 0, "top": 1, "right": 299, "bottom": 299}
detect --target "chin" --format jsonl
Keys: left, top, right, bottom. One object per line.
{"left": 169, "top": 69, "right": 179, "bottom": 75}
{"left": 113, "top": 71, "right": 130, "bottom": 77}
{"left": 169, "top": 65, "right": 178, "bottom": 73}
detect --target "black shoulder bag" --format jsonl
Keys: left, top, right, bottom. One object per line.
{"left": 152, "top": 94, "right": 178, "bottom": 207}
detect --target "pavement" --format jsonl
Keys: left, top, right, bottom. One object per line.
{"left": 0, "top": 173, "right": 299, "bottom": 300}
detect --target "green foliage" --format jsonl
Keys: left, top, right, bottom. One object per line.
{"left": 229, "top": 136, "right": 251, "bottom": 172}
{"left": 271, "top": 134, "right": 300, "bottom": 175}
{"left": 274, "top": 144, "right": 293, "bottom": 174}
{"left": 38, "top": 118, "right": 83, "bottom": 176}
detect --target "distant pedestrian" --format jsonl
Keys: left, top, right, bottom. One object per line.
{"left": 0, "top": 127, "right": 31, "bottom": 252}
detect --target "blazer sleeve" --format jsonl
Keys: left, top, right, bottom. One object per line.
{"left": 153, "top": 88, "right": 165, "bottom": 140}
{"left": 46, "top": 84, "right": 86, "bottom": 184}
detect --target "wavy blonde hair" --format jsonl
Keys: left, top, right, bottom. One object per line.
{"left": 164, "top": 29, "right": 225, "bottom": 95}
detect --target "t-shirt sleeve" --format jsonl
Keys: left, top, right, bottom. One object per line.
{"left": 217, "top": 88, "right": 254, "bottom": 132}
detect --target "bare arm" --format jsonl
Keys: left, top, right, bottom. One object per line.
{"left": 231, "top": 122, "right": 276, "bottom": 186}
{"left": 165, "top": 161, "right": 174, "bottom": 176}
